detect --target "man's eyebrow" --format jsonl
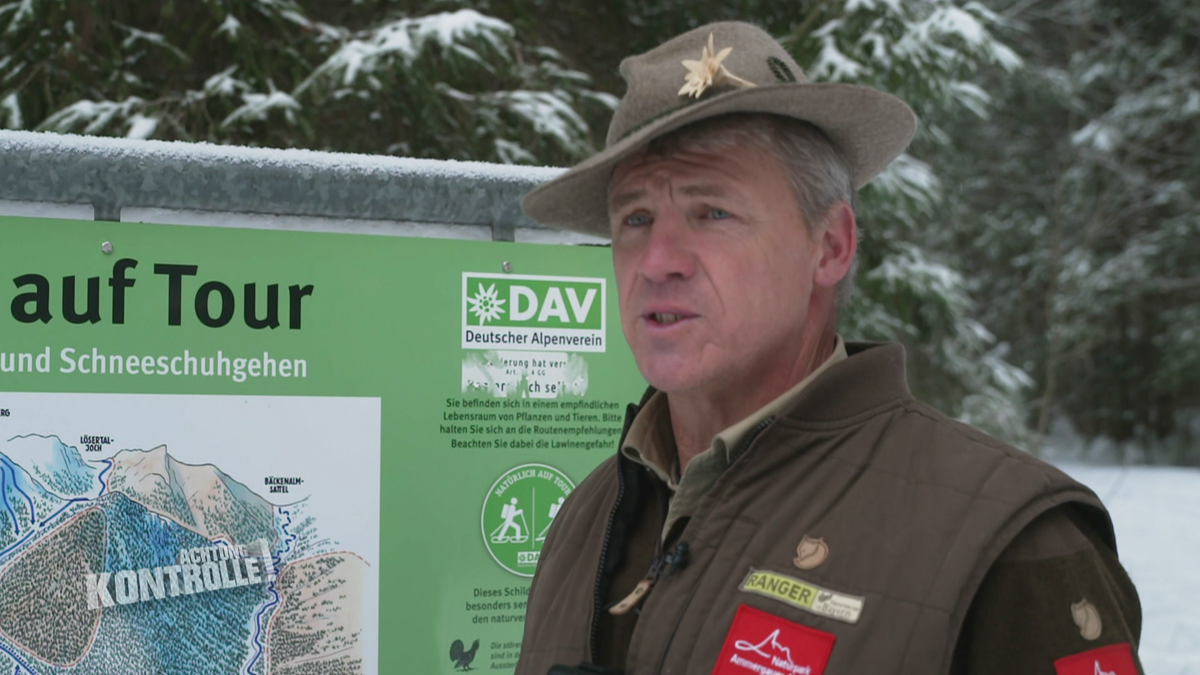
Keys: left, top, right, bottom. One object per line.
{"left": 608, "top": 189, "right": 646, "bottom": 214}
{"left": 608, "top": 184, "right": 733, "bottom": 213}
{"left": 678, "top": 184, "right": 732, "bottom": 199}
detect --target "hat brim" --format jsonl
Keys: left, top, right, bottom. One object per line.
{"left": 521, "top": 82, "right": 917, "bottom": 237}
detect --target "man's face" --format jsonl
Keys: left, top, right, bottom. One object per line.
{"left": 608, "top": 143, "right": 826, "bottom": 398}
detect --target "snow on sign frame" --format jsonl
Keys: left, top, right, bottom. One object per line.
{"left": 0, "top": 128, "right": 581, "bottom": 243}
{"left": 0, "top": 211, "right": 644, "bottom": 675}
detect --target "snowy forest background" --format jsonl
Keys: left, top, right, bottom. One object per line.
{"left": 1, "top": 0, "right": 1196, "bottom": 465}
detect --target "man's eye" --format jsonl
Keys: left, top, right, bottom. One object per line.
{"left": 626, "top": 213, "right": 652, "bottom": 227}
{"left": 708, "top": 208, "right": 732, "bottom": 220}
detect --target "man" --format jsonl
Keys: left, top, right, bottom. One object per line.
{"left": 515, "top": 21, "right": 1143, "bottom": 675}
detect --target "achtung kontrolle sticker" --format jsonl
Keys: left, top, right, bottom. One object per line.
{"left": 481, "top": 464, "right": 574, "bottom": 577}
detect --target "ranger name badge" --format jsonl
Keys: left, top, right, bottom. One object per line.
{"left": 739, "top": 569, "right": 864, "bottom": 625}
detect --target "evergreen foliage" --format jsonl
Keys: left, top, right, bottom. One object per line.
{"left": 934, "top": 0, "right": 1200, "bottom": 461}
{"left": 0, "top": 1, "right": 612, "bottom": 164}
{"left": 784, "top": 0, "right": 1033, "bottom": 440}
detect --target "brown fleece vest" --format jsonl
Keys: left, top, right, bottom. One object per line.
{"left": 516, "top": 343, "right": 1113, "bottom": 675}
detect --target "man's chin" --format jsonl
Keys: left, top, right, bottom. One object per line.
{"left": 637, "top": 363, "right": 710, "bottom": 396}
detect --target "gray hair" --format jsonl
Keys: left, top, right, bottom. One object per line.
{"left": 631, "top": 113, "right": 858, "bottom": 304}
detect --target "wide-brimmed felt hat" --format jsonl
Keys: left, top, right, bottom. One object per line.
{"left": 520, "top": 21, "right": 917, "bottom": 236}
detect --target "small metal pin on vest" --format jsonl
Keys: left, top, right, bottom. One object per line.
{"left": 1071, "top": 598, "right": 1102, "bottom": 640}
{"left": 794, "top": 536, "right": 829, "bottom": 570}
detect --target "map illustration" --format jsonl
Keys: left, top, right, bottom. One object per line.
{"left": 0, "top": 393, "right": 380, "bottom": 675}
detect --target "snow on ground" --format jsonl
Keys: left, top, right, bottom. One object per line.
{"left": 1058, "top": 463, "right": 1200, "bottom": 674}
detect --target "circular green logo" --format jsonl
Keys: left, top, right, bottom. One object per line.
{"left": 481, "top": 463, "right": 574, "bottom": 577}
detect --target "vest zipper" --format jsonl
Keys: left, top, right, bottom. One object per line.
{"left": 609, "top": 513, "right": 688, "bottom": 616}
{"left": 589, "top": 403, "right": 640, "bottom": 662}
{"left": 653, "top": 415, "right": 776, "bottom": 674}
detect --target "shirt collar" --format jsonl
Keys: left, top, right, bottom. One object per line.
{"left": 622, "top": 335, "right": 848, "bottom": 481}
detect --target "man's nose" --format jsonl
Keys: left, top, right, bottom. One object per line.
{"left": 638, "top": 208, "right": 697, "bottom": 283}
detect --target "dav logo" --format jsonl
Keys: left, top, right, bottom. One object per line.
{"left": 461, "top": 273, "right": 606, "bottom": 353}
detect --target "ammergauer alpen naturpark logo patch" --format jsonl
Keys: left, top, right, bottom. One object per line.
{"left": 462, "top": 274, "right": 606, "bottom": 353}
{"left": 481, "top": 464, "right": 575, "bottom": 577}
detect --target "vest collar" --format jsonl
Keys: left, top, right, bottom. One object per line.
{"left": 773, "top": 341, "right": 912, "bottom": 424}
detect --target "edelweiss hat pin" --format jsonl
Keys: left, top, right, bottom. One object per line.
{"left": 520, "top": 21, "right": 917, "bottom": 236}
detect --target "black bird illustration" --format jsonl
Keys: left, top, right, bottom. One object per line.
{"left": 450, "top": 638, "right": 481, "bottom": 671}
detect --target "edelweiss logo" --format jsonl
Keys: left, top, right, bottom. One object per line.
{"left": 461, "top": 272, "right": 607, "bottom": 353}
{"left": 733, "top": 629, "right": 812, "bottom": 675}
{"left": 1094, "top": 663, "right": 1115, "bottom": 675}
{"left": 466, "top": 283, "right": 506, "bottom": 324}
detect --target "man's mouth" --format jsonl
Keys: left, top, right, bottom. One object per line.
{"left": 645, "top": 310, "right": 695, "bottom": 326}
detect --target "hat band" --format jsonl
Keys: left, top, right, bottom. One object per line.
{"left": 615, "top": 100, "right": 698, "bottom": 144}
{"left": 614, "top": 57, "right": 801, "bottom": 145}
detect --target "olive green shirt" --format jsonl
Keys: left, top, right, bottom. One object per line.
{"left": 621, "top": 337, "right": 847, "bottom": 538}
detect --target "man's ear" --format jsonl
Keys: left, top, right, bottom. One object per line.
{"left": 814, "top": 202, "right": 857, "bottom": 289}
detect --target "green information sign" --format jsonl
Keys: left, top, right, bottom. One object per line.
{"left": 0, "top": 215, "right": 643, "bottom": 675}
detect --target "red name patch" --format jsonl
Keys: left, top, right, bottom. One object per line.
{"left": 711, "top": 605, "right": 836, "bottom": 675}
{"left": 1054, "top": 643, "right": 1138, "bottom": 675}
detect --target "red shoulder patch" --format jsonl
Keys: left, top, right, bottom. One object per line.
{"left": 1054, "top": 643, "right": 1138, "bottom": 675}
{"left": 711, "top": 604, "right": 836, "bottom": 675}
